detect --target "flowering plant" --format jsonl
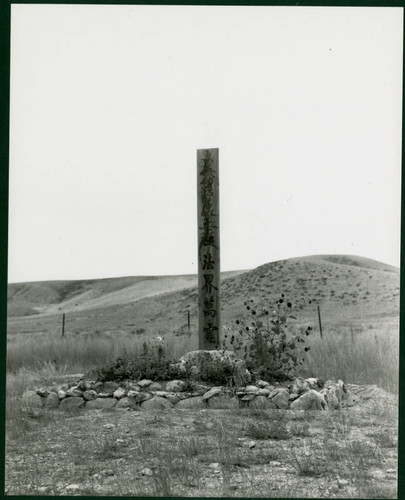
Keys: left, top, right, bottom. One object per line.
{"left": 222, "top": 295, "right": 312, "bottom": 381}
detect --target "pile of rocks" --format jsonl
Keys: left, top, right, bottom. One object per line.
{"left": 22, "top": 376, "right": 352, "bottom": 412}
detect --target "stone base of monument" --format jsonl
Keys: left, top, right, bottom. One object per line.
{"left": 23, "top": 376, "right": 354, "bottom": 412}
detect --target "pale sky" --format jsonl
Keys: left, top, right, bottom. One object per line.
{"left": 8, "top": 5, "right": 403, "bottom": 283}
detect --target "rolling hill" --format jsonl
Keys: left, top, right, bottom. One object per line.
{"left": 7, "top": 254, "right": 400, "bottom": 338}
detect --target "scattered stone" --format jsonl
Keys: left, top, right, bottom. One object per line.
{"left": 165, "top": 380, "right": 186, "bottom": 392}
{"left": 370, "top": 470, "right": 386, "bottom": 481}
{"left": 268, "top": 388, "right": 281, "bottom": 398}
{"left": 137, "top": 379, "right": 153, "bottom": 388}
{"left": 289, "top": 378, "right": 311, "bottom": 395}
{"left": 127, "top": 390, "right": 140, "bottom": 398}
{"left": 103, "top": 423, "right": 115, "bottom": 429}
{"left": 321, "top": 386, "right": 340, "bottom": 409}
{"left": 37, "top": 486, "right": 52, "bottom": 494}
{"left": 175, "top": 396, "right": 206, "bottom": 409}
{"left": 245, "top": 385, "right": 259, "bottom": 393}
{"left": 141, "top": 396, "right": 173, "bottom": 410}
{"left": 77, "top": 380, "right": 91, "bottom": 391}
{"left": 386, "top": 468, "right": 396, "bottom": 474}
{"left": 258, "top": 388, "right": 272, "bottom": 396}
{"left": 65, "top": 484, "right": 80, "bottom": 492}
{"left": 290, "top": 390, "right": 327, "bottom": 410}
{"left": 207, "top": 393, "right": 239, "bottom": 409}
{"left": 115, "top": 397, "right": 133, "bottom": 409}
{"left": 35, "top": 388, "right": 49, "bottom": 398}
{"left": 154, "top": 391, "right": 169, "bottom": 397}
{"left": 44, "top": 392, "right": 60, "bottom": 409}
{"left": 324, "top": 379, "right": 348, "bottom": 398}
{"left": 65, "top": 388, "right": 84, "bottom": 398}
{"left": 202, "top": 387, "right": 223, "bottom": 401}
{"left": 140, "top": 467, "right": 153, "bottom": 476}
{"left": 270, "top": 388, "right": 290, "bottom": 409}
{"left": 59, "top": 397, "right": 85, "bottom": 411}
{"left": 86, "top": 398, "right": 117, "bottom": 410}
{"left": 306, "top": 377, "right": 324, "bottom": 389}
{"left": 132, "top": 392, "right": 153, "bottom": 404}
{"left": 248, "top": 441, "right": 256, "bottom": 449}
{"left": 164, "top": 394, "right": 181, "bottom": 405}
{"left": 269, "top": 461, "right": 282, "bottom": 467}
{"left": 97, "top": 392, "right": 113, "bottom": 398}
{"left": 257, "top": 380, "right": 270, "bottom": 388}
{"left": 149, "top": 382, "right": 163, "bottom": 391}
{"left": 209, "top": 462, "right": 220, "bottom": 470}
{"left": 322, "top": 380, "right": 349, "bottom": 409}
{"left": 58, "top": 390, "right": 67, "bottom": 400}
{"left": 113, "top": 388, "right": 127, "bottom": 400}
{"left": 240, "top": 394, "right": 257, "bottom": 402}
{"left": 101, "top": 468, "right": 115, "bottom": 476}
{"left": 337, "top": 479, "right": 349, "bottom": 488}
{"left": 83, "top": 390, "right": 98, "bottom": 401}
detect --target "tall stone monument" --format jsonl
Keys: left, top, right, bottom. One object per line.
{"left": 197, "top": 148, "right": 221, "bottom": 350}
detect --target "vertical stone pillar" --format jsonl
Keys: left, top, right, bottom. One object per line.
{"left": 197, "top": 148, "right": 221, "bottom": 350}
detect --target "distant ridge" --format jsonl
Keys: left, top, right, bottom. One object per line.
{"left": 7, "top": 255, "right": 399, "bottom": 326}
{"left": 308, "top": 254, "right": 398, "bottom": 273}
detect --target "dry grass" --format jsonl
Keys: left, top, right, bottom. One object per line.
{"left": 7, "top": 330, "right": 197, "bottom": 375}
{"left": 7, "top": 319, "right": 398, "bottom": 393}
{"left": 301, "top": 322, "right": 399, "bottom": 392}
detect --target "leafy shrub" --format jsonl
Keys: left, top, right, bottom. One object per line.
{"left": 92, "top": 341, "right": 180, "bottom": 382}
{"left": 92, "top": 340, "right": 243, "bottom": 385}
{"left": 222, "top": 295, "right": 312, "bottom": 381}
{"left": 186, "top": 353, "right": 237, "bottom": 385}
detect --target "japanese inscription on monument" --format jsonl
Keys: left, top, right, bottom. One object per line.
{"left": 197, "top": 148, "right": 221, "bottom": 350}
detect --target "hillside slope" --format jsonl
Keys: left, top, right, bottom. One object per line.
{"left": 7, "top": 271, "right": 246, "bottom": 317}
{"left": 7, "top": 255, "right": 399, "bottom": 338}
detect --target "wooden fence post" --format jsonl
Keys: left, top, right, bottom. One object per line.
{"left": 317, "top": 305, "right": 323, "bottom": 339}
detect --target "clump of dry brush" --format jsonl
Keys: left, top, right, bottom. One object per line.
{"left": 222, "top": 294, "right": 313, "bottom": 381}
